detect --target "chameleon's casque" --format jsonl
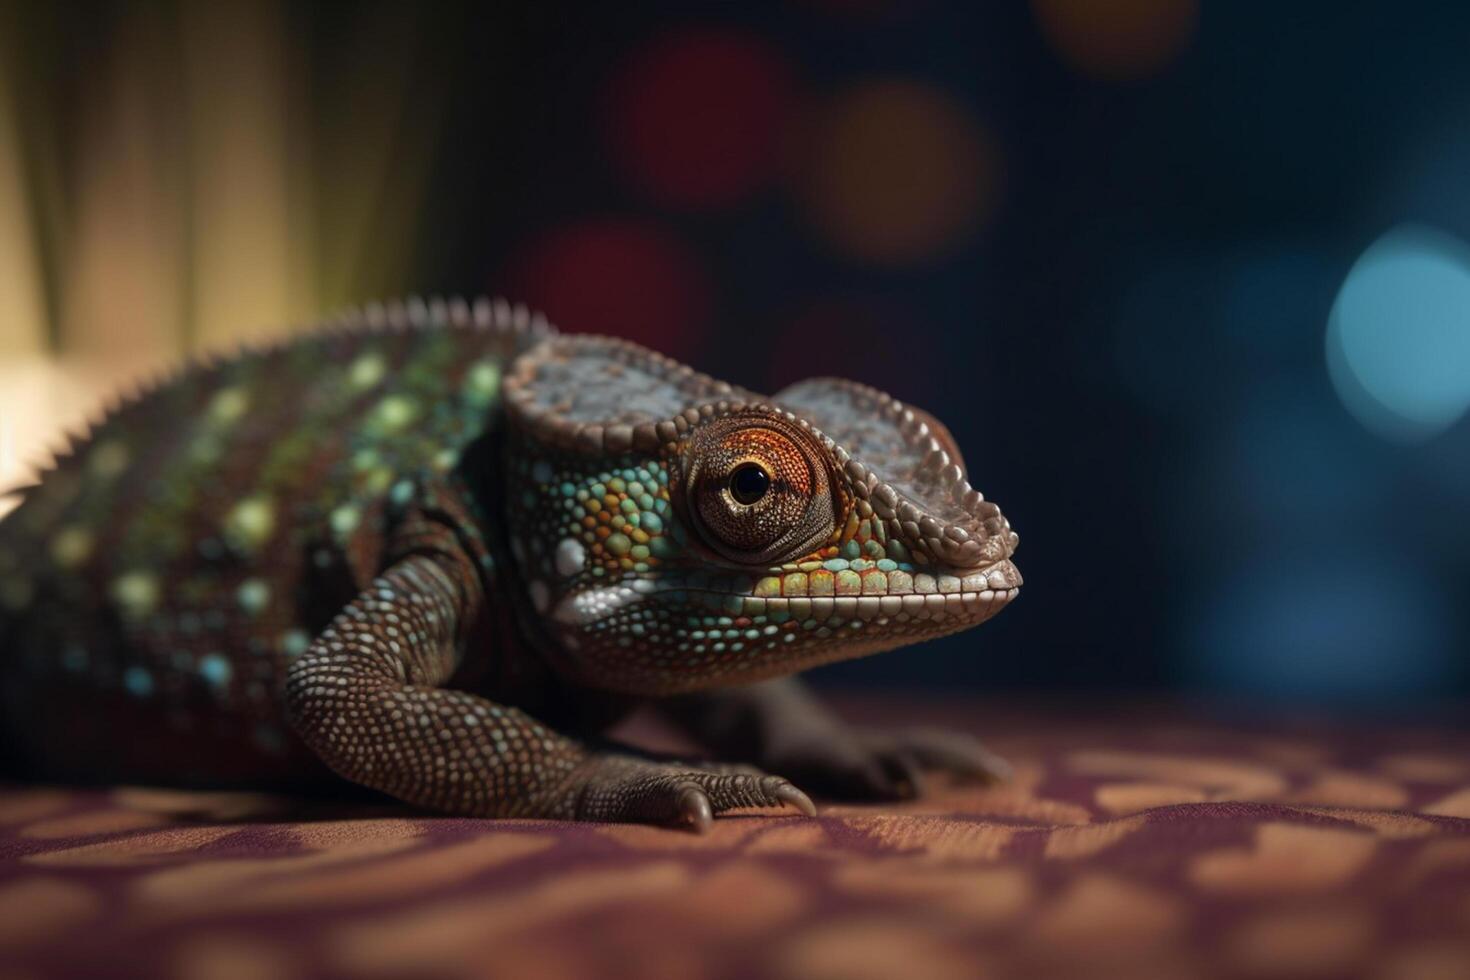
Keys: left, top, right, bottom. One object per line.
{"left": 0, "top": 298, "right": 1019, "bottom": 830}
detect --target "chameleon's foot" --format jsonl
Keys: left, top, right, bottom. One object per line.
{"left": 768, "top": 725, "right": 1012, "bottom": 801}
{"left": 561, "top": 754, "right": 817, "bottom": 832}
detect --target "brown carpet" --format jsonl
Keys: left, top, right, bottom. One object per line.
{"left": 3, "top": 700, "right": 1469, "bottom": 979}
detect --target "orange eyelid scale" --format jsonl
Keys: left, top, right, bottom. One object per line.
{"left": 717, "top": 428, "right": 812, "bottom": 494}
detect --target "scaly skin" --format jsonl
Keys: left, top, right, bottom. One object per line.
{"left": 0, "top": 297, "right": 1020, "bottom": 830}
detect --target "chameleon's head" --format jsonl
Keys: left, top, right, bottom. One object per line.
{"left": 502, "top": 336, "right": 1020, "bottom": 696}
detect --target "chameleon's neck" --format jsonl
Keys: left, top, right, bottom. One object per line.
{"left": 453, "top": 424, "right": 573, "bottom": 706}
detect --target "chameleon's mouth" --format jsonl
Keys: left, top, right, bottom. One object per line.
{"left": 744, "top": 558, "right": 1020, "bottom": 625}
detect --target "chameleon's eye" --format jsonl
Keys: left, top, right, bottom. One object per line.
{"left": 728, "top": 463, "right": 771, "bottom": 505}
{"left": 683, "top": 414, "right": 841, "bottom": 565}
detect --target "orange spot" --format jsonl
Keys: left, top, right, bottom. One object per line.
{"left": 582, "top": 516, "right": 596, "bottom": 528}
{"left": 595, "top": 526, "right": 611, "bottom": 539}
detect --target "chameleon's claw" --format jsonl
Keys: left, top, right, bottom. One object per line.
{"left": 773, "top": 781, "right": 818, "bottom": 817}
{"left": 895, "top": 727, "right": 1012, "bottom": 785}
{"left": 877, "top": 750, "right": 926, "bottom": 800}
{"left": 678, "top": 784, "right": 714, "bottom": 833}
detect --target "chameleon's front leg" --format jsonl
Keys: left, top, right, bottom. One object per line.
{"left": 285, "top": 555, "right": 812, "bottom": 828}
{"left": 662, "top": 677, "right": 1011, "bottom": 801}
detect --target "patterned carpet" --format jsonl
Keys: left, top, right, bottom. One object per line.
{"left": 3, "top": 700, "right": 1470, "bottom": 980}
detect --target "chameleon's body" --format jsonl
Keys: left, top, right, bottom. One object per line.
{"left": 0, "top": 298, "right": 1020, "bottom": 828}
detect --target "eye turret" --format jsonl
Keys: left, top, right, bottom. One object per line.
{"left": 682, "top": 414, "right": 840, "bottom": 565}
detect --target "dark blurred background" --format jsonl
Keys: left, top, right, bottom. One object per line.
{"left": 3, "top": 1, "right": 1468, "bottom": 704}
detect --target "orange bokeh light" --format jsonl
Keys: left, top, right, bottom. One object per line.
{"left": 795, "top": 80, "right": 998, "bottom": 266}
{"left": 1032, "top": 0, "right": 1198, "bottom": 80}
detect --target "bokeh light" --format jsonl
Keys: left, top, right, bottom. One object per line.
{"left": 604, "top": 30, "right": 793, "bottom": 210}
{"left": 1031, "top": 0, "right": 1197, "bottom": 81}
{"left": 1188, "top": 558, "right": 1455, "bottom": 701}
{"left": 1326, "top": 223, "right": 1470, "bottom": 443}
{"left": 0, "top": 68, "right": 44, "bottom": 362}
{"left": 795, "top": 80, "right": 997, "bottom": 266}
{"left": 502, "top": 218, "right": 712, "bottom": 359}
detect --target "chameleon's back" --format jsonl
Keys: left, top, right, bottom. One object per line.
{"left": 0, "top": 299, "right": 549, "bottom": 785}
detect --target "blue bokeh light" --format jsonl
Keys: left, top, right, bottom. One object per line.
{"left": 1187, "top": 558, "right": 1456, "bottom": 701}
{"left": 1326, "top": 224, "right": 1470, "bottom": 443}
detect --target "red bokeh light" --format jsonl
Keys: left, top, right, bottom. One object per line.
{"left": 502, "top": 218, "right": 712, "bottom": 360}
{"left": 604, "top": 30, "right": 794, "bottom": 210}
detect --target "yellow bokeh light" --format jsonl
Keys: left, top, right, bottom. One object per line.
{"left": 0, "top": 1, "right": 441, "bottom": 517}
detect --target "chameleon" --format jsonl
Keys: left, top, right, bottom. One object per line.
{"left": 0, "top": 297, "right": 1021, "bottom": 830}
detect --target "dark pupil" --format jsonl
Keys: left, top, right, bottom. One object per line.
{"left": 728, "top": 463, "right": 770, "bottom": 505}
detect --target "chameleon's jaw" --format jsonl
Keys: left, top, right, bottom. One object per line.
{"left": 744, "top": 557, "right": 1020, "bottom": 628}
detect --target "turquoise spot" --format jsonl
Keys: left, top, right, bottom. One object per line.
{"left": 590, "top": 483, "right": 606, "bottom": 498}
{"left": 560, "top": 482, "right": 577, "bottom": 497}
{"left": 822, "top": 559, "right": 848, "bottom": 572}
{"left": 199, "top": 653, "right": 232, "bottom": 688}
{"left": 123, "top": 667, "right": 154, "bottom": 698}
{"left": 280, "top": 630, "right": 310, "bottom": 657}
{"left": 641, "top": 513, "right": 663, "bottom": 533}
{"left": 390, "top": 480, "right": 415, "bottom": 506}
{"left": 638, "top": 493, "right": 655, "bottom": 511}
{"left": 876, "top": 558, "right": 898, "bottom": 571}
{"left": 842, "top": 540, "right": 862, "bottom": 560}
{"left": 619, "top": 498, "right": 639, "bottom": 515}
{"left": 237, "top": 578, "right": 270, "bottom": 614}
